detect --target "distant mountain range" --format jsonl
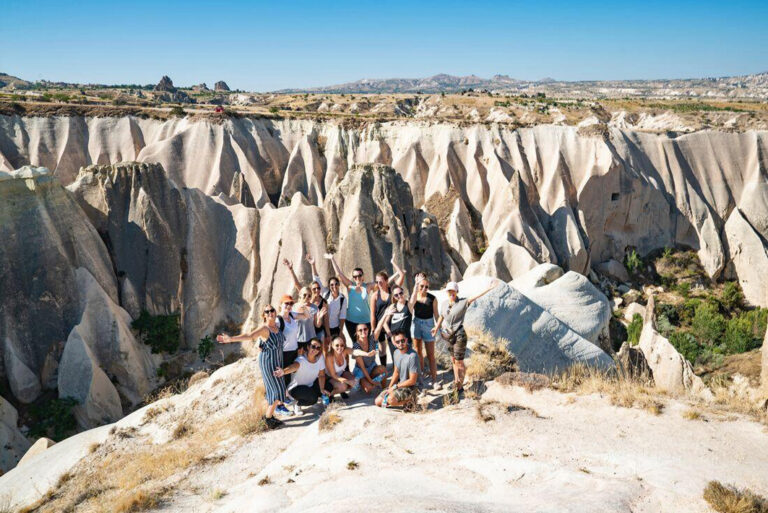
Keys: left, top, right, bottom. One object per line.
{"left": 276, "top": 71, "right": 768, "bottom": 99}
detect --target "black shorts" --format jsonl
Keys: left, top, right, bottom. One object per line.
{"left": 446, "top": 327, "right": 468, "bottom": 361}
{"left": 330, "top": 326, "right": 341, "bottom": 338}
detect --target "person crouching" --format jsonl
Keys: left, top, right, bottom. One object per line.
{"left": 274, "top": 337, "right": 330, "bottom": 415}
{"left": 375, "top": 330, "right": 419, "bottom": 409}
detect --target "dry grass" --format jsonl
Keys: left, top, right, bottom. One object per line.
{"left": 703, "top": 481, "right": 768, "bottom": 513}
{"left": 257, "top": 476, "right": 271, "bottom": 486}
{"left": 442, "top": 389, "right": 461, "bottom": 407}
{"left": 142, "top": 402, "right": 172, "bottom": 424}
{"left": 551, "top": 364, "right": 665, "bottom": 415}
{"left": 187, "top": 370, "right": 210, "bottom": 387}
{"left": 318, "top": 403, "right": 343, "bottom": 431}
{"left": 347, "top": 460, "right": 359, "bottom": 470}
{"left": 172, "top": 415, "right": 193, "bottom": 439}
{"left": 112, "top": 488, "right": 166, "bottom": 513}
{"left": 706, "top": 380, "right": 768, "bottom": 425}
{"left": 684, "top": 409, "right": 703, "bottom": 421}
{"left": 476, "top": 400, "right": 503, "bottom": 422}
{"left": 208, "top": 488, "right": 227, "bottom": 501}
{"left": 465, "top": 330, "right": 519, "bottom": 382}
{"left": 233, "top": 385, "right": 268, "bottom": 436}
{"left": 88, "top": 442, "right": 101, "bottom": 454}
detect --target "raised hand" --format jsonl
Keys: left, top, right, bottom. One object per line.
{"left": 216, "top": 334, "right": 230, "bottom": 344}
{"left": 318, "top": 305, "right": 328, "bottom": 319}
{"left": 306, "top": 254, "right": 315, "bottom": 265}
{"left": 323, "top": 253, "right": 334, "bottom": 260}
{"left": 385, "top": 303, "right": 398, "bottom": 316}
{"left": 283, "top": 258, "right": 293, "bottom": 270}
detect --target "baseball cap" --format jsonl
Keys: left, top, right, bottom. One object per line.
{"left": 280, "top": 294, "right": 295, "bottom": 304}
{"left": 445, "top": 281, "right": 459, "bottom": 292}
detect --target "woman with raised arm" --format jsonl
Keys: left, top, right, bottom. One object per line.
{"left": 324, "top": 253, "right": 374, "bottom": 340}
{"left": 324, "top": 336, "right": 377, "bottom": 398}
{"left": 373, "top": 285, "right": 412, "bottom": 367}
{"left": 217, "top": 305, "right": 286, "bottom": 429}
{"left": 433, "top": 279, "right": 499, "bottom": 393}
{"left": 275, "top": 294, "right": 310, "bottom": 413}
{"left": 304, "top": 254, "right": 332, "bottom": 348}
{"left": 409, "top": 273, "right": 440, "bottom": 389}
{"left": 369, "top": 257, "right": 406, "bottom": 368}
{"left": 351, "top": 324, "right": 387, "bottom": 394}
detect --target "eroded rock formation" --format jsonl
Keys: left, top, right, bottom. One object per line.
{"left": 2, "top": 117, "right": 765, "bottom": 306}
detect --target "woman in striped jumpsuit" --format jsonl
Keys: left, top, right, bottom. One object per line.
{"left": 217, "top": 305, "right": 287, "bottom": 429}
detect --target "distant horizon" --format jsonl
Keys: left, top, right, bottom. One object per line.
{"left": 3, "top": 0, "right": 767, "bottom": 91}
{"left": 4, "top": 69, "right": 767, "bottom": 93}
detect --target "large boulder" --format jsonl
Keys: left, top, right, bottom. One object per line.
{"left": 0, "top": 166, "right": 117, "bottom": 404}
{"left": 511, "top": 266, "right": 612, "bottom": 351}
{"left": 214, "top": 81, "right": 230, "bottom": 92}
{"left": 460, "top": 278, "right": 615, "bottom": 373}
{"left": 0, "top": 395, "right": 30, "bottom": 473}
{"left": 637, "top": 297, "right": 711, "bottom": 398}
{"left": 58, "top": 328, "right": 123, "bottom": 429}
{"left": 154, "top": 75, "right": 176, "bottom": 92}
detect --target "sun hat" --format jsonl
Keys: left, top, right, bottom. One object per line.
{"left": 445, "top": 281, "right": 459, "bottom": 292}
{"left": 280, "top": 294, "right": 295, "bottom": 304}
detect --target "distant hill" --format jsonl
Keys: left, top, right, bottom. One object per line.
{"left": 276, "top": 71, "right": 768, "bottom": 99}
{"left": 0, "top": 73, "right": 32, "bottom": 89}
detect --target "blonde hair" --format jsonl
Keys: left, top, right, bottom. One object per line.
{"left": 298, "top": 286, "right": 311, "bottom": 302}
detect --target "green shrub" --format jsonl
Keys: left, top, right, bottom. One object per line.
{"left": 669, "top": 331, "right": 701, "bottom": 364}
{"left": 198, "top": 335, "right": 214, "bottom": 360}
{"left": 677, "top": 298, "right": 701, "bottom": 326}
{"left": 269, "top": 106, "right": 279, "bottom": 114}
{"left": 132, "top": 310, "right": 181, "bottom": 353}
{"left": 624, "top": 250, "right": 642, "bottom": 275}
{"left": 721, "top": 281, "right": 744, "bottom": 311}
{"left": 691, "top": 302, "right": 726, "bottom": 347}
{"left": 169, "top": 105, "right": 186, "bottom": 117}
{"left": 627, "top": 314, "right": 643, "bottom": 346}
{"left": 674, "top": 282, "right": 691, "bottom": 298}
{"left": 723, "top": 316, "right": 755, "bottom": 354}
{"left": 656, "top": 302, "right": 680, "bottom": 325}
{"left": 28, "top": 397, "right": 79, "bottom": 441}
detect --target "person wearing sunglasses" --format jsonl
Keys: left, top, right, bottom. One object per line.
{"left": 351, "top": 324, "right": 387, "bottom": 393}
{"left": 409, "top": 273, "right": 440, "bottom": 389}
{"left": 284, "top": 257, "right": 330, "bottom": 348}
{"left": 369, "top": 258, "right": 406, "bottom": 368}
{"left": 274, "top": 338, "right": 329, "bottom": 415}
{"left": 373, "top": 285, "right": 412, "bottom": 369}
{"left": 324, "top": 253, "right": 404, "bottom": 344}
{"left": 217, "top": 305, "right": 286, "bottom": 429}
{"left": 275, "top": 295, "right": 310, "bottom": 415}
{"left": 325, "top": 336, "right": 376, "bottom": 398}
{"left": 375, "top": 330, "right": 419, "bottom": 409}
{"left": 433, "top": 279, "right": 499, "bottom": 394}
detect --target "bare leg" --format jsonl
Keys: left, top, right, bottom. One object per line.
{"left": 266, "top": 400, "right": 280, "bottom": 418}
{"left": 425, "top": 341, "right": 437, "bottom": 382}
{"left": 414, "top": 338, "right": 424, "bottom": 372}
{"left": 452, "top": 358, "right": 466, "bottom": 390}
{"left": 370, "top": 365, "right": 388, "bottom": 388}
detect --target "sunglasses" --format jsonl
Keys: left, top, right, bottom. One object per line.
{"left": 330, "top": 282, "right": 339, "bottom": 287}
{"left": 311, "top": 287, "right": 320, "bottom": 291}
{"left": 284, "top": 302, "right": 294, "bottom": 306}
{"left": 310, "top": 344, "right": 322, "bottom": 350}
{"left": 352, "top": 274, "right": 363, "bottom": 279}
{"left": 333, "top": 344, "right": 344, "bottom": 349}
{"left": 376, "top": 280, "right": 386, "bottom": 285}
{"left": 264, "top": 308, "right": 276, "bottom": 314}
{"left": 393, "top": 292, "right": 403, "bottom": 297}
{"left": 419, "top": 284, "right": 429, "bottom": 289}
{"left": 393, "top": 338, "right": 407, "bottom": 344}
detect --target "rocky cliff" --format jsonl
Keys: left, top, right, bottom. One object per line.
{"left": 2, "top": 115, "right": 766, "bottom": 306}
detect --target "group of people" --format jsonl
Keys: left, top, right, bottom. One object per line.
{"left": 217, "top": 253, "right": 497, "bottom": 429}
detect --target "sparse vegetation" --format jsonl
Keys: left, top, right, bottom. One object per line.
{"left": 257, "top": 476, "right": 271, "bottom": 486}
{"left": 169, "top": 105, "right": 186, "bottom": 117}
{"left": 626, "top": 314, "right": 643, "bottom": 346}
{"left": 318, "top": 403, "right": 343, "bottom": 431}
{"left": 624, "top": 249, "right": 642, "bottom": 275}
{"left": 703, "top": 481, "right": 768, "bottom": 513}
{"left": 465, "top": 330, "right": 519, "bottom": 382}
{"left": 131, "top": 310, "right": 181, "bottom": 354}
{"left": 234, "top": 386, "right": 268, "bottom": 436}
{"left": 347, "top": 460, "right": 359, "bottom": 470}
{"left": 683, "top": 409, "right": 702, "bottom": 420}
{"left": 198, "top": 335, "right": 214, "bottom": 360}
{"left": 28, "top": 396, "right": 79, "bottom": 441}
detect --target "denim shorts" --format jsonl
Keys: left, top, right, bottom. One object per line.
{"left": 411, "top": 317, "right": 435, "bottom": 342}
{"left": 352, "top": 362, "right": 377, "bottom": 380}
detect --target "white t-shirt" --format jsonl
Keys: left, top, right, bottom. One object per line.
{"left": 281, "top": 314, "right": 300, "bottom": 351}
{"left": 288, "top": 355, "right": 326, "bottom": 390}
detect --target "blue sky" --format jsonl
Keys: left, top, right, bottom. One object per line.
{"left": 2, "top": 0, "right": 766, "bottom": 91}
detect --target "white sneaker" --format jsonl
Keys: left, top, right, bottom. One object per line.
{"left": 292, "top": 403, "right": 301, "bottom": 416}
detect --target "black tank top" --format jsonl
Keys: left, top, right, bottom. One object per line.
{"left": 374, "top": 291, "right": 390, "bottom": 322}
{"left": 414, "top": 293, "right": 436, "bottom": 319}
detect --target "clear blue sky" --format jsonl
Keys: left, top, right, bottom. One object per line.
{"left": 2, "top": 0, "right": 766, "bottom": 91}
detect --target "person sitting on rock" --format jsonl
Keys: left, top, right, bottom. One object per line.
{"left": 433, "top": 279, "right": 499, "bottom": 393}
{"left": 217, "top": 305, "right": 286, "bottom": 429}
{"left": 324, "top": 336, "right": 376, "bottom": 398}
{"left": 274, "top": 337, "right": 329, "bottom": 415}
{"left": 373, "top": 285, "right": 412, "bottom": 369}
{"left": 352, "top": 324, "right": 387, "bottom": 393}
{"left": 375, "top": 330, "right": 419, "bottom": 409}
{"left": 409, "top": 273, "right": 440, "bottom": 389}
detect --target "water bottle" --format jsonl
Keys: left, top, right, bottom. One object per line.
{"left": 321, "top": 394, "right": 330, "bottom": 406}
